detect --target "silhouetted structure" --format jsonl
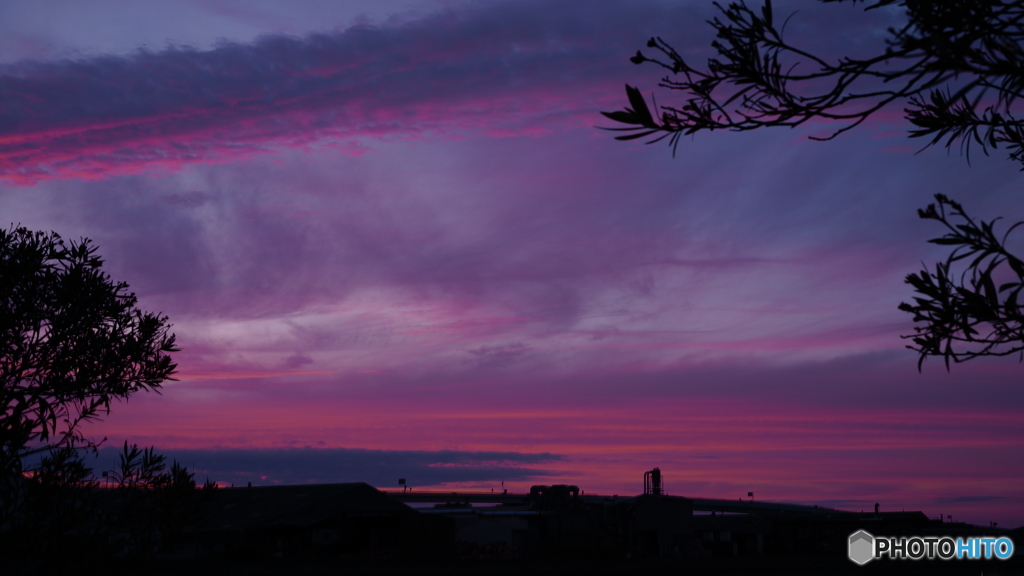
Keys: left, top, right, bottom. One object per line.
{"left": 175, "top": 482, "right": 452, "bottom": 561}
{"left": 147, "top": 469, "right": 1022, "bottom": 575}
{"left": 643, "top": 467, "right": 663, "bottom": 496}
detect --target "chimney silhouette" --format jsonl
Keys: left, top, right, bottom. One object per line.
{"left": 643, "top": 468, "right": 663, "bottom": 495}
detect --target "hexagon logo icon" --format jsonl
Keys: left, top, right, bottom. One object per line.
{"left": 848, "top": 530, "right": 874, "bottom": 565}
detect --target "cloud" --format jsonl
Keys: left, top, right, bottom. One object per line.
{"left": 0, "top": 0, "right": 703, "bottom": 184}
{"left": 932, "top": 495, "right": 1016, "bottom": 505}
{"left": 464, "top": 342, "right": 531, "bottom": 370}
{"left": 19, "top": 131, "right": 1020, "bottom": 389}
{"left": 87, "top": 445, "right": 564, "bottom": 487}
{"left": 281, "top": 354, "right": 315, "bottom": 371}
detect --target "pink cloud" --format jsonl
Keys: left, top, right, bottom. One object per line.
{"left": 0, "top": 1, "right": 697, "bottom": 184}
{"left": 87, "top": 386, "right": 1024, "bottom": 526}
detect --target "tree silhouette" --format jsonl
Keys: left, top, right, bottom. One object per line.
{"left": 0, "top": 226, "right": 175, "bottom": 471}
{"left": 0, "top": 226, "right": 211, "bottom": 569}
{"left": 601, "top": 0, "right": 1024, "bottom": 368}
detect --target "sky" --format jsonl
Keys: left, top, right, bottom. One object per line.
{"left": 3, "top": 0, "right": 1023, "bottom": 527}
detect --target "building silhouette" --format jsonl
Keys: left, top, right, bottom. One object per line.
{"left": 154, "top": 469, "right": 1022, "bottom": 574}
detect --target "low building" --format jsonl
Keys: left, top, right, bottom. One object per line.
{"left": 179, "top": 482, "right": 453, "bottom": 560}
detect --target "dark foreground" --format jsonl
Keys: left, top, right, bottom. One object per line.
{"left": 148, "top": 555, "right": 1024, "bottom": 576}
{"left": 10, "top": 479, "right": 1023, "bottom": 575}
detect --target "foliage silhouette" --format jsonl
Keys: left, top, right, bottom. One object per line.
{"left": 4, "top": 442, "right": 217, "bottom": 573}
{"left": 602, "top": 0, "right": 1024, "bottom": 368}
{"left": 901, "top": 195, "right": 1024, "bottom": 368}
{"left": 0, "top": 226, "right": 177, "bottom": 460}
{"left": 109, "top": 441, "right": 218, "bottom": 562}
{"left": 602, "top": 0, "right": 1024, "bottom": 165}
{"left": 0, "top": 226, "right": 214, "bottom": 571}
{"left": 7, "top": 446, "right": 108, "bottom": 571}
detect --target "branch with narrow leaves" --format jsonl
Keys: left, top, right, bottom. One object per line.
{"left": 899, "top": 194, "right": 1024, "bottom": 369}
{"left": 907, "top": 89, "right": 1024, "bottom": 168}
{"left": 602, "top": 0, "right": 1024, "bottom": 166}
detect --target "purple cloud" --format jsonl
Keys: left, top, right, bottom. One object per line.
{"left": 0, "top": 1, "right": 706, "bottom": 184}
{"left": 85, "top": 445, "right": 564, "bottom": 487}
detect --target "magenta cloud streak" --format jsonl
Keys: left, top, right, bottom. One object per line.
{"left": 0, "top": 1, "right": 703, "bottom": 184}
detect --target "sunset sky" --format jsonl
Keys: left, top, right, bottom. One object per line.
{"left": 3, "top": 0, "right": 1022, "bottom": 527}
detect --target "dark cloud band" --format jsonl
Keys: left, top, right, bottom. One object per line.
{"left": 86, "top": 446, "right": 565, "bottom": 487}
{"left": 0, "top": 0, "right": 694, "bottom": 184}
